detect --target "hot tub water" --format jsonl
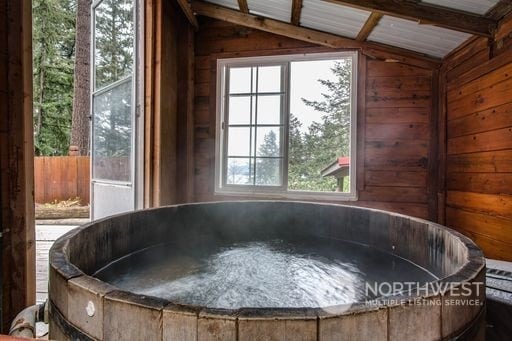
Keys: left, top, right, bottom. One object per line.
{"left": 95, "top": 237, "right": 436, "bottom": 309}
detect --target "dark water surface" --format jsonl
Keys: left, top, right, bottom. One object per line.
{"left": 94, "top": 237, "right": 436, "bottom": 308}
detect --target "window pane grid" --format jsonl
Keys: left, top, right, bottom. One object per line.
{"left": 229, "top": 92, "right": 284, "bottom": 97}
{"left": 228, "top": 156, "right": 284, "bottom": 159}
{"left": 225, "top": 65, "right": 284, "bottom": 187}
{"left": 228, "top": 124, "right": 284, "bottom": 128}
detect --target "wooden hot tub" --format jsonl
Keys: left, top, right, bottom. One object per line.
{"left": 48, "top": 201, "right": 485, "bottom": 340}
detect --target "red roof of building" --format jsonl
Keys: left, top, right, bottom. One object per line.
{"left": 338, "top": 156, "right": 350, "bottom": 167}
{"left": 321, "top": 156, "right": 350, "bottom": 178}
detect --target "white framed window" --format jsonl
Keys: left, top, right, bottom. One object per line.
{"left": 215, "top": 51, "right": 358, "bottom": 201}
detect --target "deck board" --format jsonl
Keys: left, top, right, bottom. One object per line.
{"left": 36, "top": 224, "right": 78, "bottom": 304}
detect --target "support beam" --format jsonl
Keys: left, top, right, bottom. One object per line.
{"left": 324, "top": 0, "right": 496, "bottom": 37}
{"left": 192, "top": 0, "right": 352, "bottom": 48}
{"left": 176, "top": 0, "right": 199, "bottom": 30}
{"left": 191, "top": 1, "right": 441, "bottom": 69}
{"left": 1, "top": 0, "right": 35, "bottom": 331}
{"left": 356, "top": 12, "right": 382, "bottom": 41}
{"left": 291, "top": 0, "right": 303, "bottom": 26}
{"left": 237, "top": 0, "right": 249, "bottom": 14}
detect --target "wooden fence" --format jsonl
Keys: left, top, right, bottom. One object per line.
{"left": 34, "top": 156, "right": 90, "bottom": 204}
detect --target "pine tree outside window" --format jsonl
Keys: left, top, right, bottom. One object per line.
{"left": 215, "top": 52, "right": 358, "bottom": 200}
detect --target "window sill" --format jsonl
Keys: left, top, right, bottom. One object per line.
{"left": 214, "top": 188, "right": 358, "bottom": 202}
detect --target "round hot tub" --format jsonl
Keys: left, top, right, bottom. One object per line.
{"left": 48, "top": 201, "right": 485, "bottom": 340}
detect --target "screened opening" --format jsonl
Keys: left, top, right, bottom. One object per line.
{"left": 92, "top": 0, "right": 135, "bottom": 183}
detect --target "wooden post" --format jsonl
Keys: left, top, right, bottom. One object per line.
{"left": 177, "top": 13, "right": 195, "bottom": 203}
{"left": 0, "top": 0, "right": 35, "bottom": 331}
{"left": 68, "top": 146, "right": 80, "bottom": 156}
{"left": 428, "top": 69, "right": 440, "bottom": 222}
{"left": 437, "top": 66, "right": 447, "bottom": 225}
{"left": 145, "top": 0, "right": 195, "bottom": 207}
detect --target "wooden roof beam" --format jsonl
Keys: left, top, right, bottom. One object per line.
{"left": 324, "top": 0, "right": 496, "bottom": 37}
{"left": 191, "top": 1, "right": 441, "bottom": 69}
{"left": 238, "top": 0, "right": 249, "bottom": 14}
{"left": 291, "top": 0, "right": 303, "bottom": 26}
{"left": 177, "top": 0, "right": 199, "bottom": 30}
{"left": 192, "top": 0, "right": 351, "bottom": 48}
{"left": 356, "top": 12, "right": 382, "bottom": 41}
{"left": 485, "top": 0, "right": 512, "bottom": 20}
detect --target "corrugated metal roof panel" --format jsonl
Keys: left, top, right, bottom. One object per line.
{"left": 368, "top": 16, "right": 472, "bottom": 57}
{"left": 300, "top": 0, "right": 371, "bottom": 39}
{"left": 247, "top": 0, "right": 292, "bottom": 22}
{"left": 421, "top": 0, "right": 499, "bottom": 15}
{"left": 203, "top": 0, "right": 239, "bottom": 11}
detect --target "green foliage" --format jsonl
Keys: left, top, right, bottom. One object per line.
{"left": 90, "top": 0, "right": 135, "bottom": 182}
{"left": 94, "top": 0, "right": 134, "bottom": 89}
{"left": 32, "top": 0, "right": 134, "bottom": 157}
{"left": 93, "top": 80, "right": 132, "bottom": 159}
{"left": 92, "top": 0, "right": 134, "bottom": 160}
{"left": 288, "top": 60, "right": 352, "bottom": 192}
{"left": 33, "top": 0, "right": 76, "bottom": 155}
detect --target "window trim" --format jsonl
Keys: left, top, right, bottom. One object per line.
{"left": 215, "top": 51, "right": 358, "bottom": 201}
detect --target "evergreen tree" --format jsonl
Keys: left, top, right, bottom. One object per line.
{"left": 92, "top": 0, "right": 134, "bottom": 173}
{"left": 256, "top": 130, "right": 280, "bottom": 185}
{"left": 93, "top": 81, "right": 132, "bottom": 161}
{"left": 288, "top": 60, "right": 352, "bottom": 191}
{"left": 94, "top": 0, "right": 134, "bottom": 88}
{"left": 33, "top": 0, "right": 76, "bottom": 155}
{"left": 288, "top": 113, "right": 307, "bottom": 189}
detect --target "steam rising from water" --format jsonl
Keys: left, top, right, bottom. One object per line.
{"left": 95, "top": 238, "right": 435, "bottom": 308}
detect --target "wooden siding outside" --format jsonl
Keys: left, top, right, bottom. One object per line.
{"left": 192, "top": 17, "right": 436, "bottom": 220}
{"left": 34, "top": 156, "right": 90, "bottom": 204}
{"left": 442, "top": 14, "right": 512, "bottom": 261}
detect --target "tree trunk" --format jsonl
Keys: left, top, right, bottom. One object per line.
{"left": 70, "top": 0, "right": 91, "bottom": 155}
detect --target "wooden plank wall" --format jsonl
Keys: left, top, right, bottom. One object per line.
{"left": 144, "top": 0, "right": 195, "bottom": 206}
{"left": 0, "top": 0, "right": 35, "bottom": 331}
{"left": 193, "top": 18, "right": 436, "bottom": 220}
{"left": 0, "top": 2, "right": 7, "bottom": 330}
{"left": 441, "top": 15, "right": 512, "bottom": 260}
{"left": 34, "top": 156, "right": 90, "bottom": 204}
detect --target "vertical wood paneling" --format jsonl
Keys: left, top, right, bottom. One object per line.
{"left": 176, "top": 16, "right": 195, "bottom": 203}
{"left": 443, "top": 15, "right": 512, "bottom": 260}
{"left": 192, "top": 17, "right": 435, "bottom": 219}
{"left": 144, "top": 0, "right": 195, "bottom": 207}
{"left": 153, "top": 0, "right": 178, "bottom": 206}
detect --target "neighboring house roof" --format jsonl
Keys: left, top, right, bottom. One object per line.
{"left": 321, "top": 156, "right": 350, "bottom": 178}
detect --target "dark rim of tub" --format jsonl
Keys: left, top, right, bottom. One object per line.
{"left": 49, "top": 201, "right": 485, "bottom": 319}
